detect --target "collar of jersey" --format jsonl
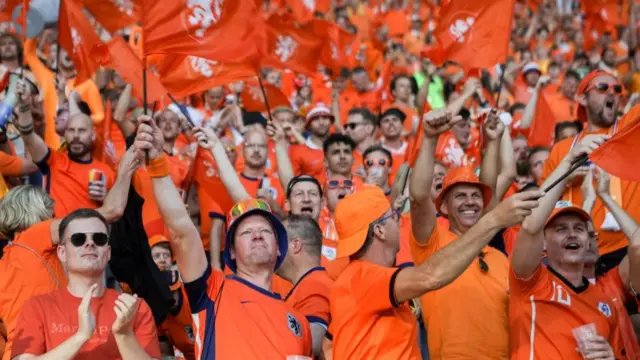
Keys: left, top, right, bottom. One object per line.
{"left": 284, "top": 266, "right": 326, "bottom": 301}
{"left": 547, "top": 265, "right": 589, "bottom": 294}
{"left": 227, "top": 275, "right": 282, "bottom": 300}
{"left": 68, "top": 153, "right": 93, "bottom": 164}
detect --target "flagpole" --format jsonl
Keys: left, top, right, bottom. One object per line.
{"left": 55, "top": 0, "right": 63, "bottom": 75}
{"left": 542, "top": 154, "right": 588, "bottom": 193}
{"left": 143, "top": 57, "right": 150, "bottom": 165}
{"left": 167, "top": 93, "right": 196, "bottom": 128}
{"left": 494, "top": 63, "right": 506, "bottom": 108}
{"left": 257, "top": 75, "right": 274, "bottom": 124}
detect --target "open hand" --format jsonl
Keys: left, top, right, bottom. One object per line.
{"left": 76, "top": 284, "right": 98, "bottom": 341}
{"left": 112, "top": 293, "right": 140, "bottom": 335}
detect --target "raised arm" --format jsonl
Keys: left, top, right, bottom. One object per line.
{"left": 267, "top": 121, "right": 294, "bottom": 191}
{"left": 518, "top": 76, "right": 549, "bottom": 130}
{"left": 113, "top": 85, "right": 136, "bottom": 138}
{"left": 410, "top": 110, "right": 461, "bottom": 243}
{"left": 495, "top": 128, "right": 518, "bottom": 200}
{"left": 394, "top": 190, "right": 543, "bottom": 303}
{"left": 194, "top": 126, "right": 250, "bottom": 203}
{"left": 96, "top": 146, "right": 139, "bottom": 223}
{"left": 479, "top": 109, "right": 504, "bottom": 207}
{"left": 14, "top": 78, "right": 50, "bottom": 163}
{"left": 445, "top": 78, "right": 479, "bottom": 117}
{"left": 133, "top": 115, "right": 207, "bottom": 283}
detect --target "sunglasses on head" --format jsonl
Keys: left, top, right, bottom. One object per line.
{"left": 365, "top": 158, "right": 387, "bottom": 167}
{"left": 229, "top": 198, "right": 271, "bottom": 224}
{"left": 326, "top": 179, "right": 354, "bottom": 189}
{"left": 68, "top": 232, "right": 109, "bottom": 247}
{"left": 586, "top": 82, "right": 623, "bottom": 94}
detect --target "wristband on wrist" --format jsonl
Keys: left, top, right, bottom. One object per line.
{"left": 147, "top": 154, "right": 169, "bottom": 178}
{"left": 18, "top": 104, "right": 31, "bottom": 113}
{"left": 15, "top": 123, "right": 34, "bottom": 135}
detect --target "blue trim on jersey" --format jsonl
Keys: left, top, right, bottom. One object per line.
{"left": 200, "top": 297, "right": 217, "bottom": 360}
{"left": 36, "top": 149, "right": 51, "bottom": 193}
{"left": 325, "top": 331, "right": 333, "bottom": 341}
{"left": 397, "top": 262, "right": 414, "bottom": 269}
{"left": 227, "top": 275, "right": 282, "bottom": 300}
{"left": 284, "top": 266, "right": 326, "bottom": 301}
{"left": 306, "top": 315, "right": 328, "bottom": 327}
{"left": 183, "top": 266, "right": 217, "bottom": 360}
{"left": 184, "top": 265, "right": 213, "bottom": 312}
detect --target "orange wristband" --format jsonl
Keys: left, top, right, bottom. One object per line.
{"left": 147, "top": 155, "right": 169, "bottom": 178}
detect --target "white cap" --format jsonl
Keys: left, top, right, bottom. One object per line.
{"left": 523, "top": 62, "right": 541, "bottom": 74}
{"left": 306, "top": 102, "right": 333, "bottom": 121}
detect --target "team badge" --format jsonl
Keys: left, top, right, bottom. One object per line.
{"left": 598, "top": 302, "right": 612, "bottom": 317}
{"left": 287, "top": 313, "right": 302, "bottom": 337}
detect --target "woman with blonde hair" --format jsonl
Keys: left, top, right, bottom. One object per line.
{"left": 0, "top": 185, "right": 54, "bottom": 241}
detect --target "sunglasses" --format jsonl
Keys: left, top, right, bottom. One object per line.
{"left": 68, "top": 232, "right": 109, "bottom": 247}
{"left": 478, "top": 251, "right": 489, "bottom": 273}
{"left": 365, "top": 158, "right": 387, "bottom": 168}
{"left": 326, "top": 179, "right": 354, "bottom": 189}
{"left": 375, "top": 208, "right": 400, "bottom": 224}
{"left": 585, "top": 82, "right": 623, "bottom": 94}
{"left": 228, "top": 198, "right": 272, "bottom": 225}
{"left": 345, "top": 122, "right": 364, "bottom": 131}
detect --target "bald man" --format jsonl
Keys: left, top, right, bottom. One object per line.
{"left": 14, "top": 78, "right": 115, "bottom": 217}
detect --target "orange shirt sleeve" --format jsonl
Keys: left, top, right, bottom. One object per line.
{"left": 74, "top": 80, "right": 105, "bottom": 124}
{"left": 14, "top": 220, "right": 55, "bottom": 255}
{"left": 133, "top": 299, "right": 162, "bottom": 358}
{"left": 11, "top": 297, "right": 46, "bottom": 356}
{"left": 0, "top": 152, "right": 24, "bottom": 176}
{"left": 289, "top": 145, "right": 304, "bottom": 176}
{"left": 350, "top": 261, "right": 403, "bottom": 313}
{"left": 508, "top": 263, "right": 549, "bottom": 297}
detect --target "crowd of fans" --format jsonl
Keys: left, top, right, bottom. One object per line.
{"left": 0, "top": 0, "right": 639, "bottom": 359}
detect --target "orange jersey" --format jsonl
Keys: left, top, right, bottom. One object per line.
{"left": 541, "top": 105, "right": 640, "bottom": 255}
{"left": 11, "top": 288, "right": 160, "bottom": 360}
{"left": 236, "top": 141, "right": 279, "bottom": 174}
{"left": 285, "top": 267, "right": 332, "bottom": 329}
{"left": 0, "top": 220, "right": 67, "bottom": 360}
{"left": 0, "top": 151, "right": 25, "bottom": 177}
{"left": 509, "top": 265, "right": 627, "bottom": 359}
{"left": 329, "top": 260, "right": 420, "bottom": 360}
{"left": 184, "top": 267, "right": 312, "bottom": 359}
{"left": 381, "top": 140, "right": 408, "bottom": 186}
{"left": 238, "top": 172, "right": 286, "bottom": 209}
{"left": 289, "top": 141, "right": 326, "bottom": 182}
{"left": 160, "top": 287, "right": 195, "bottom": 360}
{"left": 410, "top": 223, "right": 509, "bottom": 359}
{"left": 396, "top": 212, "right": 413, "bottom": 266}
{"left": 39, "top": 150, "right": 115, "bottom": 218}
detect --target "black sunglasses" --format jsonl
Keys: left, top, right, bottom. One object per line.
{"left": 365, "top": 158, "right": 387, "bottom": 168}
{"left": 345, "top": 122, "right": 364, "bottom": 130}
{"left": 68, "top": 232, "right": 109, "bottom": 247}
{"left": 327, "top": 179, "right": 354, "bottom": 189}
{"left": 587, "top": 82, "right": 623, "bottom": 94}
{"left": 478, "top": 252, "right": 489, "bottom": 273}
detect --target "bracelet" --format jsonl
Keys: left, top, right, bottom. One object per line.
{"left": 147, "top": 154, "right": 169, "bottom": 178}
{"left": 15, "top": 123, "right": 34, "bottom": 135}
{"left": 18, "top": 104, "right": 31, "bottom": 113}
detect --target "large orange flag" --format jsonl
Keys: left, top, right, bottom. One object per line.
{"left": 429, "top": 0, "right": 516, "bottom": 70}
{"left": 528, "top": 91, "right": 555, "bottom": 147}
{"left": 80, "top": 0, "right": 140, "bottom": 33}
{"left": 58, "top": 0, "right": 104, "bottom": 84}
{"left": 286, "top": 0, "right": 331, "bottom": 23}
{"left": 241, "top": 78, "right": 290, "bottom": 112}
{"left": 0, "top": 0, "right": 20, "bottom": 22}
{"left": 261, "top": 13, "right": 325, "bottom": 75}
{"left": 91, "top": 37, "right": 167, "bottom": 104}
{"left": 139, "top": 0, "right": 262, "bottom": 63}
{"left": 315, "top": 20, "right": 357, "bottom": 75}
{"left": 590, "top": 116, "right": 640, "bottom": 181}
{"left": 156, "top": 55, "right": 255, "bottom": 98}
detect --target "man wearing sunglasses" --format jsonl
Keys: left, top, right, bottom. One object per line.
{"left": 541, "top": 69, "right": 640, "bottom": 275}
{"left": 345, "top": 108, "right": 378, "bottom": 170}
{"left": 135, "top": 115, "right": 312, "bottom": 359}
{"left": 11, "top": 209, "right": 161, "bottom": 360}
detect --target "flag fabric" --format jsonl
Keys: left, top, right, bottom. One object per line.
{"left": 0, "top": 0, "right": 20, "bottom": 22}
{"left": 286, "top": 0, "right": 331, "bottom": 23}
{"left": 91, "top": 37, "right": 167, "bottom": 104}
{"left": 590, "top": 116, "right": 640, "bottom": 182}
{"left": 139, "top": 0, "right": 262, "bottom": 63}
{"left": 240, "top": 78, "right": 290, "bottom": 112}
{"left": 18, "top": 0, "right": 28, "bottom": 45}
{"left": 315, "top": 20, "right": 357, "bottom": 75}
{"left": 58, "top": 0, "right": 104, "bottom": 84}
{"left": 528, "top": 91, "right": 555, "bottom": 147}
{"left": 155, "top": 55, "right": 255, "bottom": 98}
{"left": 428, "top": 0, "right": 516, "bottom": 71}
{"left": 80, "top": 0, "right": 141, "bottom": 33}
{"left": 261, "top": 13, "right": 325, "bottom": 74}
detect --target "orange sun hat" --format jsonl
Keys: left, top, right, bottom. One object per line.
{"left": 435, "top": 166, "right": 493, "bottom": 217}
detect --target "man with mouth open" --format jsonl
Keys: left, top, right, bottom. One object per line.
{"left": 541, "top": 70, "right": 640, "bottom": 275}
{"left": 510, "top": 144, "right": 630, "bottom": 359}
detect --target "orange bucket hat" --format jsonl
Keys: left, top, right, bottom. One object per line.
{"left": 544, "top": 201, "right": 591, "bottom": 229}
{"left": 435, "top": 166, "right": 492, "bottom": 217}
{"left": 335, "top": 185, "right": 391, "bottom": 259}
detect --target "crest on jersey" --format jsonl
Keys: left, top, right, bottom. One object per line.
{"left": 598, "top": 302, "right": 612, "bottom": 317}
{"left": 448, "top": 13, "right": 475, "bottom": 44}
{"left": 287, "top": 313, "right": 302, "bottom": 337}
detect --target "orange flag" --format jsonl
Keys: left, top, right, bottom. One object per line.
{"left": 0, "top": 0, "right": 20, "bottom": 22}
{"left": 139, "top": 0, "right": 262, "bottom": 63}
{"left": 58, "top": 0, "right": 104, "bottom": 84}
{"left": 91, "top": 37, "right": 167, "bottom": 104}
{"left": 261, "top": 13, "right": 325, "bottom": 74}
{"left": 429, "top": 0, "right": 516, "bottom": 70}
{"left": 241, "top": 78, "right": 290, "bottom": 112}
{"left": 590, "top": 117, "right": 640, "bottom": 182}
{"left": 286, "top": 0, "right": 331, "bottom": 23}
{"left": 80, "top": 0, "right": 140, "bottom": 33}
{"left": 315, "top": 20, "right": 357, "bottom": 75}
{"left": 156, "top": 55, "right": 255, "bottom": 98}
{"left": 528, "top": 91, "right": 555, "bottom": 147}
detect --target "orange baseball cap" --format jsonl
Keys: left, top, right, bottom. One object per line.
{"left": 334, "top": 185, "right": 391, "bottom": 259}
{"left": 544, "top": 201, "right": 591, "bottom": 229}
{"left": 435, "top": 166, "right": 492, "bottom": 217}
{"left": 576, "top": 70, "right": 619, "bottom": 123}
{"left": 149, "top": 234, "right": 170, "bottom": 249}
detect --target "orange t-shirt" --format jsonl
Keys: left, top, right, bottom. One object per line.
{"left": 39, "top": 150, "right": 115, "bottom": 218}
{"left": 11, "top": 288, "right": 160, "bottom": 360}
{"left": 541, "top": 105, "right": 640, "bottom": 255}
{"left": 238, "top": 171, "right": 286, "bottom": 209}
{"left": 357, "top": 89, "right": 382, "bottom": 114}
{"left": 381, "top": 140, "right": 408, "bottom": 185}
{"left": 289, "top": 142, "right": 326, "bottom": 182}
{"left": 284, "top": 267, "right": 332, "bottom": 329}
{"left": 160, "top": 287, "right": 195, "bottom": 360}
{"left": 410, "top": 223, "right": 509, "bottom": 359}
{"left": 184, "top": 267, "right": 312, "bottom": 358}
{"left": 0, "top": 151, "right": 24, "bottom": 177}
{"left": 546, "top": 91, "right": 578, "bottom": 123}
{"left": 235, "top": 141, "right": 279, "bottom": 174}
{"left": 509, "top": 265, "right": 626, "bottom": 359}
{"left": 435, "top": 130, "right": 482, "bottom": 170}
{"left": 329, "top": 260, "right": 420, "bottom": 360}
{"left": 0, "top": 220, "right": 67, "bottom": 360}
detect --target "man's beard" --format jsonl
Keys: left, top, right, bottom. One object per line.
{"left": 68, "top": 142, "right": 91, "bottom": 158}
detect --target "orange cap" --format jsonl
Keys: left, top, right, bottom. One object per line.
{"left": 544, "top": 201, "right": 591, "bottom": 229}
{"left": 149, "top": 234, "right": 170, "bottom": 248}
{"left": 576, "top": 70, "right": 619, "bottom": 123}
{"left": 435, "top": 166, "right": 492, "bottom": 217}
{"left": 335, "top": 185, "right": 390, "bottom": 259}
